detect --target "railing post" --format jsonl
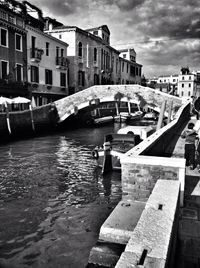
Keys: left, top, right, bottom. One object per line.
{"left": 156, "top": 100, "right": 166, "bottom": 131}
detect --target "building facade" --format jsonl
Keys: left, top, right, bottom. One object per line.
{"left": 45, "top": 22, "right": 122, "bottom": 94}
{"left": 0, "top": 1, "right": 28, "bottom": 97}
{"left": 45, "top": 21, "right": 142, "bottom": 94}
{"left": 23, "top": 4, "right": 69, "bottom": 106}
{"left": 119, "top": 48, "right": 142, "bottom": 85}
{"left": 177, "top": 67, "right": 198, "bottom": 99}
{"left": 26, "top": 25, "right": 69, "bottom": 106}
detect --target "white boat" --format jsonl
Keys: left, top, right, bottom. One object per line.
{"left": 114, "top": 111, "right": 143, "bottom": 123}
{"left": 143, "top": 112, "right": 158, "bottom": 120}
{"left": 92, "top": 126, "right": 155, "bottom": 173}
{"left": 129, "top": 111, "right": 143, "bottom": 121}
{"left": 93, "top": 115, "right": 114, "bottom": 125}
{"left": 117, "top": 125, "right": 155, "bottom": 140}
{"left": 92, "top": 133, "right": 136, "bottom": 172}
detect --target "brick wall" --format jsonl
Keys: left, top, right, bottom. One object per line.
{"left": 121, "top": 156, "right": 183, "bottom": 203}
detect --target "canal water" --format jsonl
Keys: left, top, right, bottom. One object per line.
{"left": 0, "top": 123, "right": 125, "bottom": 268}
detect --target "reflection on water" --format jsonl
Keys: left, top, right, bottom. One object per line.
{"left": 0, "top": 124, "right": 122, "bottom": 267}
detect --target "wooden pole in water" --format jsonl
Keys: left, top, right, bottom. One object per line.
{"left": 167, "top": 101, "right": 173, "bottom": 124}
{"left": 156, "top": 100, "right": 166, "bottom": 131}
{"left": 29, "top": 103, "right": 35, "bottom": 132}
{"left": 5, "top": 102, "right": 11, "bottom": 134}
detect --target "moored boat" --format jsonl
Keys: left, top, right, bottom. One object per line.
{"left": 92, "top": 132, "right": 142, "bottom": 173}
{"left": 93, "top": 115, "right": 114, "bottom": 125}
{"left": 117, "top": 125, "right": 155, "bottom": 140}
{"left": 92, "top": 125, "right": 156, "bottom": 173}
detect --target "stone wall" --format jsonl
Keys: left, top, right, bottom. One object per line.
{"left": 0, "top": 103, "right": 58, "bottom": 140}
{"left": 115, "top": 180, "right": 180, "bottom": 268}
{"left": 55, "top": 85, "right": 182, "bottom": 122}
{"left": 126, "top": 101, "right": 190, "bottom": 158}
{"left": 120, "top": 102, "right": 188, "bottom": 206}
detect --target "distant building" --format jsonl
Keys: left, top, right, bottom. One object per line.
{"left": 0, "top": 0, "right": 28, "bottom": 97}
{"left": 156, "top": 75, "right": 178, "bottom": 95}
{"left": 177, "top": 67, "right": 199, "bottom": 99}
{"left": 118, "top": 48, "right": 142, "bottom": 85}
{"left": 24, "top": 3, "right": 69, "bottom": 106}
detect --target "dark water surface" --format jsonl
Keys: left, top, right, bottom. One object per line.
{"left": 0, "top": 124, "right": 124, "bottom": 268}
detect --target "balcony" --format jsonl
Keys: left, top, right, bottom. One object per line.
{"left": 56, "top": 57, "right": 69, "bottom": 69}
{"left": 30, "top": 48, "right": 43, "bottom": 62}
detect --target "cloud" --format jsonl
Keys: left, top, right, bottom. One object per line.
{"left": 29, "top": 0, "right": 88, "bottom": 16}
{"left": 129, "top": 0, "right": 200, "bottom": 39}
{"left": 114, "top": 0, "right": 146, "bottom": 10}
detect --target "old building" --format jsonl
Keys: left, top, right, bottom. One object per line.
{"left": 119, "top": 48, "right": 142, "bottom": 84}
{"left": 0, "top": 0, "right": 28, "bottom": 97}
{"left": 45, "top": 22, "right": 122, "bottom": 94}
{"left": 24, "top": 3, "right": 69, "bottom": 106}
{"left": 177, "top": 67, "right": 198, "bottom": 99}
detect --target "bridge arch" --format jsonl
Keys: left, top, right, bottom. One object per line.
{"left": 54, "top": 85, "right": 182, "bottom": 122}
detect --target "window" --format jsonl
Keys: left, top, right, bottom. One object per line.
{"left": 93, "top": 31, "right": 98, "bottom": 35}
{"left": 189, "top": 76, "right": 191, "bottom": 80}
{"left": 59, "top": 34, "right": 62, "bottom": 39}
{"left": 182, "top": 76, "right": 184, "bottom": 80}
{"left": 94, "top": 74, "right": 99, "bottom": 85}
{"left": 189, "top": 83, "right": 191, "bottom": 87}
{"left": 1, "top": 60, "right": 8, "bottom": 79}
{"left": 78, "top": 70, "right": 85, "bottom": 86}
{"left": 181, "top": 91, "right": 184, "bottom": 96}
{"left": 182, "top": 83, "right": 184, "bottom": 88}
{"left": 122, "top": 62, "right": 124, "bottom": 72}
{"left": 116, "top": 59, "right": 118, "bottom": 73}
{"left": 31, "top": 66, "right": 39, "bottom": 82}
{"left": 16, "top": 64, "right": 22, "bottom": 81}
{"left": 56, "top": 46, "right": 59, "bottom": 58}
{"left": 94, "top": 47, "right": 97, "bottom": 62}
{"left": 46, "top": 42, "right": 49, "bottom": 56}
{"left": 15, "top": 34, "right": 22, "bottom": 51}
{"left": 0, "top": 28, "right": 8, "bottom": 47}
{"left": 127, "top": 64, "right": 129, "bottom": 73}
{"left": 78, "top": 42, "right": 82, "bottom": 57}
{"left": 123, "top": 54, "right": 126, "bottom": 58}
{"left": 45, "top": 69, "right": 52, "bottom": 85}
{"left": 188, "top": 91, "right": 191, "bottom": 96}
{"left": 61, "top": 48, "right": 64, "bottom": 57}
{"left": 60, "top": 72, "right": 66, "bottom": 87}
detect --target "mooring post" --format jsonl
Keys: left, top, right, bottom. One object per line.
{"left": 102, "top": 141, "right": 112, "bottom": 174}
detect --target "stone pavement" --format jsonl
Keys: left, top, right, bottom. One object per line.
{"left": 172, "top": 116, "right": 200, "bottom": 267}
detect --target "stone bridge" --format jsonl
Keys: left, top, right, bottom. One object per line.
{"left": 54, "top": 85, "right": 182, "bottom": 122}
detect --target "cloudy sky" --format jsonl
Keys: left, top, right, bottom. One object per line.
{"left": 29, "top": 0, "right": 200, "bottom": 78}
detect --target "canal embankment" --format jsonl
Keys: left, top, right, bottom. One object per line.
{"left": 88, "top": 101, "right": 191, "bottom": 267}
